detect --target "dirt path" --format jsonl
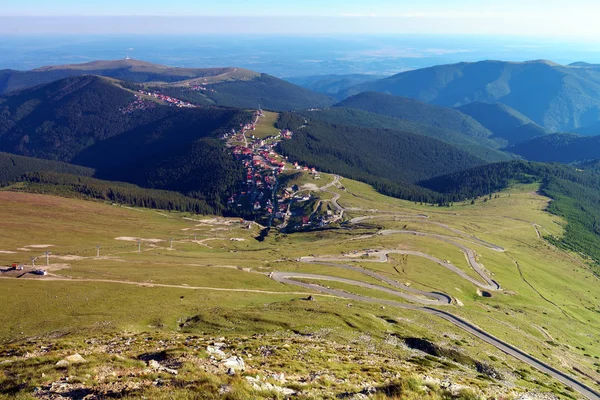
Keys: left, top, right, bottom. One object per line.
{"left": 0, "top": 275, "right": 336, "bottom": 297}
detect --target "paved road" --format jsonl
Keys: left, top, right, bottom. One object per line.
{"left": 271, "top": 270, "right": 600, "bottom": 400}
{"left": 271, "top": 271, "right": 448, "bottom": 305}
{"left": 270, "top": 176, "right": 600, "bottom": 399}
{"left": 303, "top": 229, "right": 500, "bottom": 291}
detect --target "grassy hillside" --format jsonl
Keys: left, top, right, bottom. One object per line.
{"left": 343, "top": 60, "right": 600, "bottom": 132}
{"left": 0, "top": 59, "right": 335, "bottom": 111}
{"left": 1, "top": 175, "right": 599, "bottom": 398}
{"left": 421, "top": 160, "right": 600, "bottom": 274}
{"left": 335, "top": 92, "right": 502, "bottom": 145}
{"left": 509, "top": 133, "right": 600, "bottom": 163}
{"left": 0, "top": 152, "right": 94, "bottom": 183}
{"left": 276, "top": 113, "right": 485, "bottom": 201}
{"left": 0, "top": 59, "right": 259, "bottom": 94}
{"left": 456, "top": 102, "right": 548, "bottom": 145}
{"left": 301, "top": 108, "right": 512, "bottom": 163}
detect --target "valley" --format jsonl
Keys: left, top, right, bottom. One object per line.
{"left": 2, "top": 55, "right": 600, "bottom": 400}
{"left": 1, "top": 170, "right": 600, "bottom": 398}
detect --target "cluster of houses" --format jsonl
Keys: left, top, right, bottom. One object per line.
{"left": 137, "top": 90, "right": 197, "bottom": 108}
{"left": 222, "top": 111, "right": 339, "bottom": 231}
{"left": 223, "top": 113, "right": 296, "bottom": 220}
{"left": 120, "top": 96, "right": 157, "bottom": 114}
{"left": 188, "top": 84, "right": 217, "bottom": 93}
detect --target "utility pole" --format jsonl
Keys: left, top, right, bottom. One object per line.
{"left": 96, "top": 244, "right": 101, "bottom": 258}
{"left": 44, "top": 251, "right": 51, "bottom": 266}
{"left": 137, "top": 240, "right": 142, "bottom": 253}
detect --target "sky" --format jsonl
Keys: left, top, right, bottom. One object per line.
{"left": 2, "top": 0, "right": 600, "bottom": 37}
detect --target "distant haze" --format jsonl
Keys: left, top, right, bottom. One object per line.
{"left": 4, "top": 0, "right": 600, "bottom": 37}
{"left": 3, "top": 14, "right": 600, "bottom": 37}
{"left": 2, "top": 34, "right": 600, "bottom": 78}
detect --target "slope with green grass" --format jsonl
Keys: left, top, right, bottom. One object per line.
{"left": 421, "top": 160, "right": 600, "bottom": 274}
{"left": 1, "top": 171, "right": 600, "bottom": 398}
{"left": 0, "top": 59, "right": 259, "bottom": 94}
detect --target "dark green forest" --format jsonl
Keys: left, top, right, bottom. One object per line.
{"left": 335, "top": 92, "right": 497, "bottom": 141}
{"left": 298, "top": 108, "right": 512, "bottom": 162}
{"left": 10, "top": 172, "right": 217, "bottom": 214}
{"left": 276, "top": 112, "right": 485, "bottom": 201}
{"left": 0, "top": 152, "right": 94, "bottom": 183}
{"left": 456, "top": 102, "right": 548, "bottom": 146}
{"left": 509, "top": 133, "right": 600, "bottom": 163}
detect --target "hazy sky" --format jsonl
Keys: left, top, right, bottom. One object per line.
{"left": 3, "top": 0, "right": 600, "bottom": 36}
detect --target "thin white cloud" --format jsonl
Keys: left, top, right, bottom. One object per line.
{"left": 341, "top": 11, "right": 540, "bottom": 19}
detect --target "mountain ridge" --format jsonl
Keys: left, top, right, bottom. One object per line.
{"left": 341, "top": 59, "right": 600, "bottom": 132}
{"left": 0, "top": 59, "right": 336, "bottom": 111}
{"left": 456, "top": 102, "right": 548, "bottom": 145}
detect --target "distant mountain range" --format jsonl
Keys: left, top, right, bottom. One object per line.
{"left": 0, "top": 59, "right": 335, "bottom": 111}
{"left": 341, "top": 60, "right": 600, "bottom": 132}
{"left": 285, "top": 74, "right": 387, "bottom": 98}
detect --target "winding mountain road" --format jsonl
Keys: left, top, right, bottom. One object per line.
{"left": 270, "top": 177, "right": 600, "bottom": 400}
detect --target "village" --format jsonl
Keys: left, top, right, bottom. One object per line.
{"left": 120, "top": 94, "right": 342, "bottom": 232}
{"left": 223, "top": 111, "right": 343, "bottom": 232}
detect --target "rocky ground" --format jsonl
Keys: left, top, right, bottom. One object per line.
{"left": 0, "top": 329, "right": 568, "bottom": 400}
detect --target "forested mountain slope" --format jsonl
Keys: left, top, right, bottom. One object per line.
{"left": 342, "top": 60, "right": 600, "bottom": 132}
{"left": 301, "top": 107, "right": 512, "bottom": 162}
{"left": 276, "top": 113, "right": 485, "bottom": 200}
{"left": 456, "top": 102, "right": 548, "bottom": 145}
{"left": 0, "top": 152, "right": 94, "bottom": 184}
{"left": 335, "top": 92, "right": 500, "bottom": 143}
{"left": 285, "top": 74, "right": 386, "bottom": 98}
{"left": 0, "top": 75, "right": 252, "bottom": 211}
{"left": 156, "top": 74, "right": 335, "bottom": 111}
{"left": 508, "top": 133, "right": 600, "bottom": 163}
